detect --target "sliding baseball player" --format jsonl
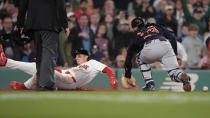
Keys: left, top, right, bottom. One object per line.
{"left": 0, "top": 46, "right": 118, "bottom": 90}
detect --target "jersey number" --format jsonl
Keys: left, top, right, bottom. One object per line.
{"left": 147, "top": 26, "right": 159, "bottom": 33}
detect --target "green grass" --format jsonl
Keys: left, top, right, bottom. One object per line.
{"left": 0, "top": 91, "right": 210, "bottom": 118}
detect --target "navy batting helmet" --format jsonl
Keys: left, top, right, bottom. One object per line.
{"left": 73, "top": 48, "right": 89, "bottom": 58}
{"left": 131, "top": 17, "right": 144, "bottom": 29}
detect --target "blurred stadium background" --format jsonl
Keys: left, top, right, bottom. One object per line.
{"left": 0, "top": 0, "right": 210, "bottom": 69}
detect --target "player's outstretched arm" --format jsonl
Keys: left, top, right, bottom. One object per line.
{"left": 124, "top": 44, "right": 139, "bottom": 78}
{"left": 102, "top": 67, "right": 118, "bottom": 89}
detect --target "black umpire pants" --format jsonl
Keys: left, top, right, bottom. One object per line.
{"left": 32, "top": 30, "right": 59, "bottom": 89}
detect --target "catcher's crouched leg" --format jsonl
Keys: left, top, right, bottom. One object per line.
{"left": 168, "top": 69, "right": 191, "bottom": 92}
{"left": 121, "top": 73, "right": 137, "bottom": 89}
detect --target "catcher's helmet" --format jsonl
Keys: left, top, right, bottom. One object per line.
{"left": 131, "top": 17, "right": 144, "bottom": 29}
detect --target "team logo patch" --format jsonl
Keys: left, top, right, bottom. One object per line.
{"left": 79, "top": 65, "right": 89, "bottom": 70}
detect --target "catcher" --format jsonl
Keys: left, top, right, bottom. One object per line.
{"left": 122, "top": 17, "right": 191, "bottom": 91}
{"left": 0, "top": 46, "right": 118, "bottom": 90}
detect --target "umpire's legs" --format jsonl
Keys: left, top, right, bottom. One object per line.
{"left": 34, "top": 31, "right": 59, "bottom": 89}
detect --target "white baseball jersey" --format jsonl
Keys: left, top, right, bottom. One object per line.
{"left": 56, "top": 59, "right": 107, "bottom": 89}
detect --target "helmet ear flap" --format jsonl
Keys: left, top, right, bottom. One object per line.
{"left": 131, "top": 17, "right": 144, "bottom": 29}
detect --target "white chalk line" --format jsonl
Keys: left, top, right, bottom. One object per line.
{"left": 0, "top": 93, "right": 210, "bottom": 103}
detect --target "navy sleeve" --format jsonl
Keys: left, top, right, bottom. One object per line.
{"left": 124, "top": 39, "right": 145, "bottom": 78}
{"left": 17, "top": 0, "right": 28, "bottom": 28}
{"left": 163, "top": 30, "right": 178, "bottom": 55}
{"left": 56, "top": 0, "right": 68, "bottom": 29}
{"left": 124, "top": 44, "right": 136, "bottom": 78}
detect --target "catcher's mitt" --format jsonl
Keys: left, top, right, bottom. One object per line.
{"left": 121, "top": 73, "right": 137, "bottom": 89}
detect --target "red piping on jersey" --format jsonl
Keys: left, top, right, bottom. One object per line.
{"left": 143, "top": 34, "right": 152, "bottom": 39}
{"left": 54, "top": 68, "right": 76, "bottom": 83}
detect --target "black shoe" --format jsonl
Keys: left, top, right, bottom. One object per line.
{"left": 36, "top": 86, "right": 57, "bottom": 91}
{"left": 142, "top": 81, "right": 155, "bottom": 91}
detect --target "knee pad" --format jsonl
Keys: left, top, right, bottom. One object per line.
{"left": 139, "top": 64, "right": 152, "bottom": 81}
{"left": 136, "top": 53, "right": 153, "bottom": 81}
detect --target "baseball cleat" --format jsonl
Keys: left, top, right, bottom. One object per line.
{"left": 181, "top": 73, "right": 191, "bottom": 92}
{"left": 10, "top": 81, "right": 27, "bottom": 90}
{"left": 142, "top": 81, "right": 155, "bottom": 91}
{"left": 36, "top": 86, "right": 57, "bottom": 91}
{"left": 0, "top": 45, "right": 7, "bottom": 67}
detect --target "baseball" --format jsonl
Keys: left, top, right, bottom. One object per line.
{"left": 202, "top": 86, "right": 208, "bottom": 92}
